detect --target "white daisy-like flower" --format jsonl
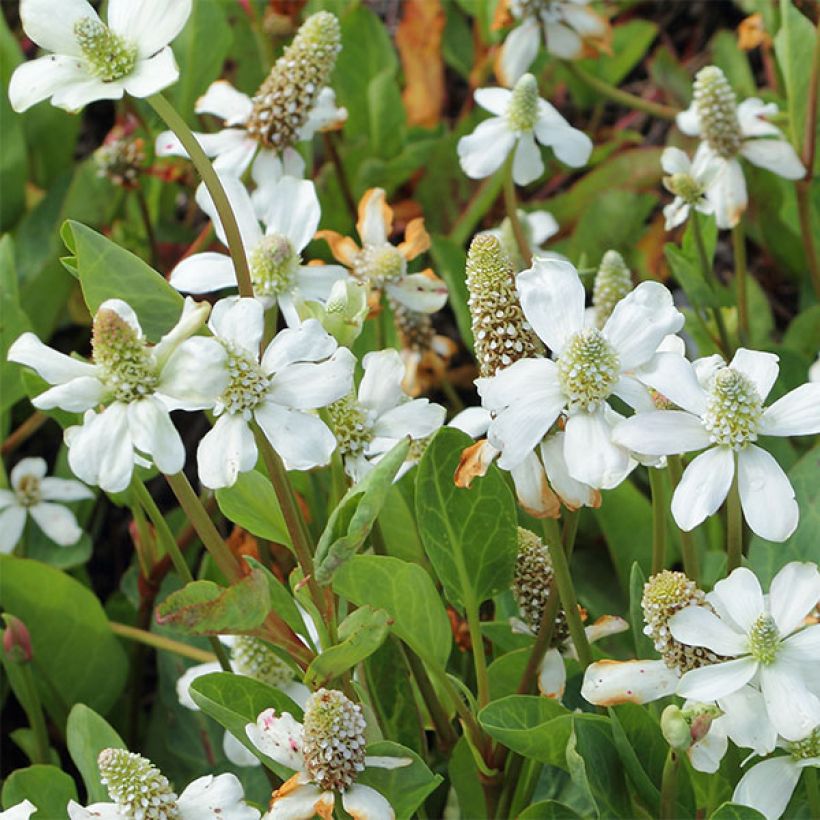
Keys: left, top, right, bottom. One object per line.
{"left": 170, "top": 175, "right": 346, "bottom": 325}
{"left": 67, "top": 749, "right": 259, "bottom": 820}
{"left": 497, "top": 0, "right": 610, "bottom": 87}
{"left": 732, "top": 729, "right": 820, "bottom": 820}
{"left": 676, "top": 66, "right": 805, "bottom": 229}
{"left": 328, "top": 349, "right": 445, "bottom": 482}
{"left": 0, "top": 457, "right": 92, "bottom": 553}
{"left": 0, "top": 800, "right": 37, "bottom": 820}
{"left": 246, "top": 689, "right": 410, "bottom": 820}
{"left": 669, "top": 562, "right": 820, "bottom": 742}
{"left": 481, "top": 208, "right": 562, "bottom": 270}
{"left": 614, "top": 348, "right": 820, "bottom": 540}
{"left": 458, "top": 73, "right": 593, "bottom": 186}
{"left": 9, "top": 0, "right": 191, "bottom": 113}
{"left": 166, "top": 297, "right": 354, "bottom": 489}
{"left": 477, "top": 258, "right": 684, "bottom": 490}
{"left": 660, "top": 146, "right": 722, "bottom": 230}
{"left": 7, "top": 298, "right": 220, "bottom": 493}
{"left": 176, "top": 634, "right": 311, "bottom": 769}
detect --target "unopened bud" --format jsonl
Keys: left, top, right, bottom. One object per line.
{"left": 687, "top": 704, "right": 721, "bottom": 743}
{"left": 661, "top": 705, "right": 692, "bottom": 751}
{"left": 304, "top": 279, "right": 368, "bottom": 347}
{"left": 2, "top": 615, "right": 32, "bottom": 663}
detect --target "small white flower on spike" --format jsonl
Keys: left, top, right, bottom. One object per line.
{"left": 9, "top": 0, "right": 191, "bottom": 112}
{"left": 458, "top": 73, "right": 593, "bottom": 186}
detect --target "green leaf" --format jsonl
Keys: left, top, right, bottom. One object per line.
{"left": 333, "top": 555, "right": 452, "bottom": 670}
{"left": 315, "top": 439, "right": 409, "bottom": 583}
{"left": 215, "top": 470, "right": 290, "bottom": 547}
{"left": 488, "top": 647, "right": 530, "bottom": 700}
{"left": 376, "top": 478, "right": 426, "bottom": 565}
{"left": 710, "top": 803, "right": 767, "bottom": 820}
{"left": 608, "top": 705, "right": 665, "bottom": 813}
{"left": 368, "top": 69, "right": 406, "bottom": 159}
{"left": 1, "top": 765, "right": 77, "bottom": 814}
{"left": 416, "top": 428, "right": 518, "bottom": 608}
{"left": 0, "top": 556, "right": 128, "bottom": 717}
{"left": 430, "top": 235, "right": 473, "bottom": 349}
{"left": 449, "top": 736, "right": 486, "bottom": 819}
{"left": 358, "top": 740, "right": 443, "bottom": 820}
{"left": 519, "top": 801, "right": 583, "bottom": 819}
{"left": 66, "top": 704, "right": 126, "bottom": 802}
{"left": 190, "top": 671, "right": 303, "bottom": 779}
{"left": 155, "top": 571, "right": 272, "bottom": 635}
{"left": 0, "top": 21, "right": 26, "bottom": 231}
{"left": 628, "top": 562, "right": 656, "bottom": 659}
{"left": 244, "top": 557, "right": 312, "bottom": 643}
{"left": 305, "top": 606, "right": 391, "bottom": 687}
{"left": 0, "top": 236, "right": 33, "bottom": 416}
{"left": 61, "top": 220, "right": 183, "bottom": 342}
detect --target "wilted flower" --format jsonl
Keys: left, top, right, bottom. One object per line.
{"left": 9, "top": 0, "right": 191, "bottom": 112}
{"left": 94, "top": 136, "right": 146, "bottom": 188}
{"left": 458, "top": 74, "right": 592, "bottom": 185}
{"left": 0, "top": 457, "right": 92, "bottom": 553}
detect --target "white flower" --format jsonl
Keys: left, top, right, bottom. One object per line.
{"left": 176, "top": 634, "right": 311, "bottom": 768}
{"left": 0, "top": 801, "right": 37, "bottom": 820}
{"left": 669, "top": 563, "right": 820, "bottom": 741}
{"left": 246, "top": 689, "right": 410, "bottom": 820}
{"left": 166, "top": 298, "right": 354, "bottom": 489}
{"left": 660, "top": 146, "right": 721, "bottom": 230}
{"left": 170, "top": 175, "right": 346, "bottom": 325}
{"left": 0, "top": 457, "right": 92, "bottom": 553}
{"left": 9, "top": 0, "right": 190, "bottom": 112}
{"left": 614, "top": 348, "right": 820, "bottom": 540}
{"left": 329, "top": 349, "right": 445, "bottom": 482}
{"left": 676, "top": 66, "right": 805, "bottom": 229}
{"left": 458, "top": 73, "right": 592, "bottom": 186}
{"left": 497, "top": 0, "right": 609, "bottom": 86}
{"left": 481, "top": 209, "right": 562, "bottom": 270}
{"left": 477, "top": 258, "right": 684, "bottom": 490}
{"left": 7, "top": 298, "right": 217, "bottom": 493}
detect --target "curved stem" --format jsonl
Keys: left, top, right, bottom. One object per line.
{"left": 2, "top": 411, "right": 48, "bottom": 456}
{"left": 667, "top": 456, "right": 700, "bottom": 584}
{"left": 502, "top": 153, "right": 532, "bottom": 268}
{"left": 147, "top": 93, "right": 253, "bottom": 297}
{"left": 563, "top": 61, "right": 679, "bottom": 121}
{"left": 726, "top": 466, "right": 743, "bottom": 573}
{"left": 731, "top": 221, "right": 749, "bottom": 347}
{"left": 659, "top": 749, "right": 680, "bottom": 819}
{"left": 649, "top": 467, "right": 667, "bottom": 575}
{"left": 110, "top": 621, "right": 217, "bottom": 664}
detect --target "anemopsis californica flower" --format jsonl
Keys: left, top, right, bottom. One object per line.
{"left": 660, "top": 146, "right": 722, "bottom": 230}
{"left": 668, "top": 562, "right": 820, "bottom": 743}
{"left": 481, "top": 208, "right": 562, "bottom": 271}
{"left": 676, "top": 66, "right": 805, "bottom": 229}
{"left": 170, "top": 175, "right": 346, "bottom": 325}
{"left": 614, "top": 348, "right": 820, "bottom": 541}
{"left": 0, "top": 458, "right": 92, "bottom": 553}
{"left": 0, "top": 802, "right": 36, "bottom": 820}
{"left": 7, "top": 297, "right": 220, "bottom": 493}
{"left": 166, "top": 297, "right": 354, "bottom": 489}
{"left": 458, "top": 74, "right": 593, "bottom": 186}
{"left": 477, "top": 257, "right": 684, "bottom": 490}
{"left": 9, "top": 0, "right": 191, "bottom": 112}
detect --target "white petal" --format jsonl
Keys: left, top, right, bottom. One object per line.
{"left": 263, "top": 178, "right": 321, "bottom": 253}
{"left": 613, "top": 410, "right": 709, "bottom": 456}
{"left": 676, "top": 656, "right": 758, "bottom": 701}
{"left": 475, "top": 358, "right": 562, "bottom": 415}
{"left": 299, "top": 86, "right": 346, "bottom": 139}
{"left": 209, "top": 296, "right": 265, "bottom": 354}
{"left": 544, "top": 21, "right": 582, "bottom": 59}
{"left": 38, "top": 477, "right": 93, "bottom": 502}
{"left": 176, "top": 661, "right": 222, "bottom": 710}
{"left": 661, "top": 146, "right": 691, "bottom": 175}
{"left": 474, "top": 87, "right": 512, "bottom": 116}
{"left": 170, "top": 252, "right": 236, "bottom": 295}
{"left": 357, "top": 188, "right": 390, "bottom": 247}
{"left": 29, "top": 502, "right": 83, "bottom": 546}
{"left": 769, "top": 562, "right": 820, "bottom": 636}
{"left": 760, "top": 383, "right": 820, "bottom": 436}
{"left": 707, "top": 157, "right": 748, "bottom": 230}
{"left": 512, "top": 133, "right": 544, "bottom": 186}
{"left": 737, "top": 98, "right": 783, "bottom": 138}
{"left": 535, "top": 122, "right": 593, "bottom": 168}
{"left": 196, "top": 176, "right": 261, "bottom": 253}
{"left": 563, "top": 410, "right": 630, "bottom": 490}
{"left": 197, "top": 414, "right": 257, "bottom": 490}
{"left": 527, "top": 210, "right": 560, "bottom": 245}
{"left": 178, "top": 772, "right": 258, "bottom": 820}
{"left": 67, "top": 405, "right": 134, "bottom": 493}
{"left": 537, "top": 648, "right": 567, "bottom": 699}
{"left": 760, "top": 664, "right": 820, "bottom": 742}
{"left": 457, "top": 118, "right": 515, "bottom": 179}
{"left": 730, "top": 348, "right": 780, "bottom": 402}
{"left": 671, "top": 446, "right": 734, "bottom": 532}
{"left": 7, "top": 54, "right": 95, "bottom": 112}
{"left": 195, "top": 80, "right": 253, "bottom": 124}
{"left": 539, "top": 433, "right": 598, "bottom": 509}
{"left": 611, "top": 375, "right": 655, "bottom": 412}
{"left": 268, "top": 349, "right": 355, "bottom": 410}
{"left": 127, "top": 398, "right": 185, "bottom": 475}
{"left": 676, "top": 103, "right": 701, "bottom": 136}
{"left": 363, "top": 756, "right": 412, "bottom": 770}
{"left": 741, "top": 138, "right": 805, "bottom": 180}
{"left": 295, "top": 265, "right": 347, "bottom": 302}
{"left": 0, "top": 490, "right": 14, "bottom": 511}
{"left": 663, "top": 199, "right": 690, "bottom": 230}
{"left": 99, "top": 299, "right": 142, "bottom": 334}
{"left": 158, "top": 337, "right": 228, "bottom": 410}
{"left": 261, "top": 319, "right": 337, "bottom": 374}
{"left": 603, "top": 281, "right": 684, "bottom": 371}
{"left": 244, "top": 708, "right": 304, "bottom": 770}
{"left": 509, "top": 450, "right": 560, "bottom": 518}
{"left": 584, "top": 615, "right": 629, "bottom": 645}
{"left": 0, "top": 507, "right": 27, "bottom": 554}
{"left": 222, "top": 730, "right": 261, "bottom": 768}
{"left": 733, "top": 757, "right": 802, "bottom": 820}
{"left": 20, "top": 0, "right": 99, "bottom": 53}
{"left": 373, "top": 399, "right": 445, "bottom": 440}
{"left": 10, "top": 457, "right": 48, "bottom": 487}
{"left": 709, "top": 566, "right": 764, "bottom": 633}
{"left": 66, "top": 801, "right": 123, "bottom": 820}
{"left": 737, "top": 445, "right": 798, "bottom": 543}
{"left": 50, "top": 74, "right": 126, "bottom": 111}
{"left": 517, "top": 258, "right": 585, "bottom": 354}
{"left": 450, "top": 406, "right": 490, "bottom": 438}
{"left": 108, "top": 0, "right": 191, "bottom": 57}
{"left": 497, "top": 22, "right": 540, "bottom": 87}
{"left": 7, "top": 332, "right": 97, "bottom": 383}
{"left": 693, "top": 353, "right": 725, "bottom": 388}
{"left": 383, "top": 273, "right": 449, "bottom": 313}
{"left": 688, "top": 720, "right": 728, "bottom": 774}
{"left": 212, "top": 139, "right": 259, "bottom": 178}
{"left": 581, "top": 659, "right": 679, "bottom": 706}
{"left": 341, "top": 784, "right": 394, "bottom": 820}
{"left": 668, "top": 605, "right": 747, "bottom": 656}
{"left": 254, "top": 403, "right": 337, "bottom": 471}
{"left": 634, "top": 352, "right": 707, "bottom": 415}
{"left": 122, "top": 48, "right": 179, "bottom": 99}
{"left": 32, "top": 376, "right": 107, "bottom": 413}
{"left": 358, "top": 349, "right": 407, "bottom": 415}
{"left": 267, "top": 779, "right": 333, "bottom": 820}
{"left": 719, "top": 686, "right": 778, "bottom": 756}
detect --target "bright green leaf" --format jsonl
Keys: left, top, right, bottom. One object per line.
{"left": 66, "top": 704, "right": 126, "bottom": 802}
{"left": 215, "top": 470, "right": 290, "bottom": 547}
{"left": 1, "top": 765, "right": 77, "bottom": 815}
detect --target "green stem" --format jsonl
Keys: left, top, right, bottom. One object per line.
{"left": 146, "top": 93, "right": 253, "bottom": 298}
{"left": 449, "top": 171, "right": 506, "bottom": 246}
{"left": 726, "top": 465, "right": 743, "bottom": 573}
{"left": 110, "top": 621, "right": 218, "bottom": 664}
{"left": 806, "top": 767, "right": 820, "bottom": 820}
{"left": 134, "top": 186, "right": 158, "bottom": 269}
{"left": 561, "top": 508, "right": 580, "bottom": 558}
{"left": 563, "top": 61, "right": 679, "bottom": 121}
{"left": 466, "top": 598, "right": 491, "bottom": 709}
{"left": 402, "top": 645, "right": 459, "bottom": 753}
{"left": 649, "top": 467, "right": 667, "bottom": 575}
{"left": 502, "top": 154, "right": 532, "bottom": 268}
{"left": 18, "top": 662, "right": 50, "bottom": 764}
{"left": 691, "top": 214, "right": 732, "bottom": 356}
{"left": 129, "top": 502, "right": 155, "bottom": 577}
{"left": 323, "top": 132, "right": 358, "bottom": 224}
{"left": 731, "top": 221, "right": 749, "bottom": 347}
{"left": 659, "top": 749, "right": 680, "bottom": 820}
{"left": 796, "top": 180, "right": 820, "bottom": 299}
{"left": 667, "top": 456, "right": 700, "bottom": 583}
